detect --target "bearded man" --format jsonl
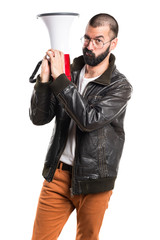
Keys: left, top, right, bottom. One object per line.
{"left": 30, "top": 13, "right": 132, "bottom": 240}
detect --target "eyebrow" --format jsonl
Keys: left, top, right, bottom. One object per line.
{"left": 85, "top": 34, "right": 104, "bottom": 39}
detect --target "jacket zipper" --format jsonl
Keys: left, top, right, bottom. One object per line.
{"left": 70, "top": 83, "right": 91, "bottom": 196}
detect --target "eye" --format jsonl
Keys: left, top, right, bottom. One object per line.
{"left": 84, "top": 35, "right": 90, "bottom": 40}
{"left": 96, "top": 39, "right": 101, "bottom": 42}
{"left": 94, "top": 39, "right": 102, "bottom": 45}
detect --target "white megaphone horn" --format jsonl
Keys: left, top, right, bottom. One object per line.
{"left": 29, "top": 12, "right": 79, "bottom": 83}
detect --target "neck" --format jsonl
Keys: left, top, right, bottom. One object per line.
{"left": 84, "top": 54, "right": 110, "bottom": 78}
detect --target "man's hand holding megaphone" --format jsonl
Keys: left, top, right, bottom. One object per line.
{"left": 40, "top": 49, "right": 65, "bottom": 83}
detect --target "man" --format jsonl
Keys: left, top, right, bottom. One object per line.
{"left": 30, "top": 13, "right": 132, "bottom": 240}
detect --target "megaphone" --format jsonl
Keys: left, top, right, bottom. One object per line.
{"left": 29, "top": 12, "right": 79, "bottom": 83}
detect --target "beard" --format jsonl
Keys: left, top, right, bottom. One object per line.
{"left": 83, "top": 45, "right": 110, "bottom": 66}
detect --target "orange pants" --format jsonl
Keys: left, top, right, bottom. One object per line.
{"left": 31, "top": 163, "right": 112, "bottom": 240}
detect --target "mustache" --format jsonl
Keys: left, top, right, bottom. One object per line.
{"left": 83, "top": 48, "right": 95, "bottom": 57}
{"left": 82, "top": 45, "right": 110, "bottom": 67}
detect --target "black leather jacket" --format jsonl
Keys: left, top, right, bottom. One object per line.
{"left": 30, "top": 54, "right": 132, "bottom": 195}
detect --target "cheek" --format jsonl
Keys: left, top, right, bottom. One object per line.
{"left": 95, "top": 49, "right": 103, "bottom": 57}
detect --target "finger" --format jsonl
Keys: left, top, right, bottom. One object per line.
{"left": 46, "top": 50, "right": 55, "bottom": 59}
{"left": 46, "top": 51, "right": 52, "bottom": 58}
{"left": 47, "top": 48, "right": 54, "bottom": 53}
{"left": 56, "top": 50, "right": 64, "bottom": 57}
{"left": 49, "top": 49, "right": 64, "bottom": 57}
{"left": 41, "top": 58, "right": 47, "bottom": 68}
{"left": 53, "top": 50, "right": 64, "bottom": 64}
{"left": 43, "top": 55, "right": 48, "bottom": 62}
{"left": 47, "top": 49, "right": 57, "bottom": 57}
{"left": 52, "top": 50, "right": 60, "bottom": 58}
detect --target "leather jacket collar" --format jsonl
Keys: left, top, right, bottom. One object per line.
{"left": 71, "top": 53, "right": 116, "bottom": 86}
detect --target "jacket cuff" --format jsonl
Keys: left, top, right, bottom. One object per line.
{"left": 34, "top": 75, "right": 52, "bottom": 92}
{"left": 50, "top": 74, "right": 72, "bottom": 96}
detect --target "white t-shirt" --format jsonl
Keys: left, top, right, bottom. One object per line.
{"left": 60, "top": 66, "right": 100, "bottom": 166}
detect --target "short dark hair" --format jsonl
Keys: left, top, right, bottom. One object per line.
{"left": 88, "top": 13, "right": 119, "bottom": 38}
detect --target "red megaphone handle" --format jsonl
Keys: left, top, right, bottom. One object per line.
{"left": 64, "top": 54, "right": 71, "bottom": 81}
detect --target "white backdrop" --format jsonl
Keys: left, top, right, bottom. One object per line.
{"left": 0, "top": 0, "right": 160, "bottom": 239}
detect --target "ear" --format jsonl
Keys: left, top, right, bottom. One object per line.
{"left": 110, "top": 38, "right": 118, "bottom": 51}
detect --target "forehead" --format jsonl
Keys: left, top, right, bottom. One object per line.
{"left": 85, "top": 24, "right": 110, "bottom": 38}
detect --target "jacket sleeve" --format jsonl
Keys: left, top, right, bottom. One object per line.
{"left": 29, "top": 75, "right": 57, "bottom": 125}
{"left": 50, "top": 73, "right": 132, "bottom": 132}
